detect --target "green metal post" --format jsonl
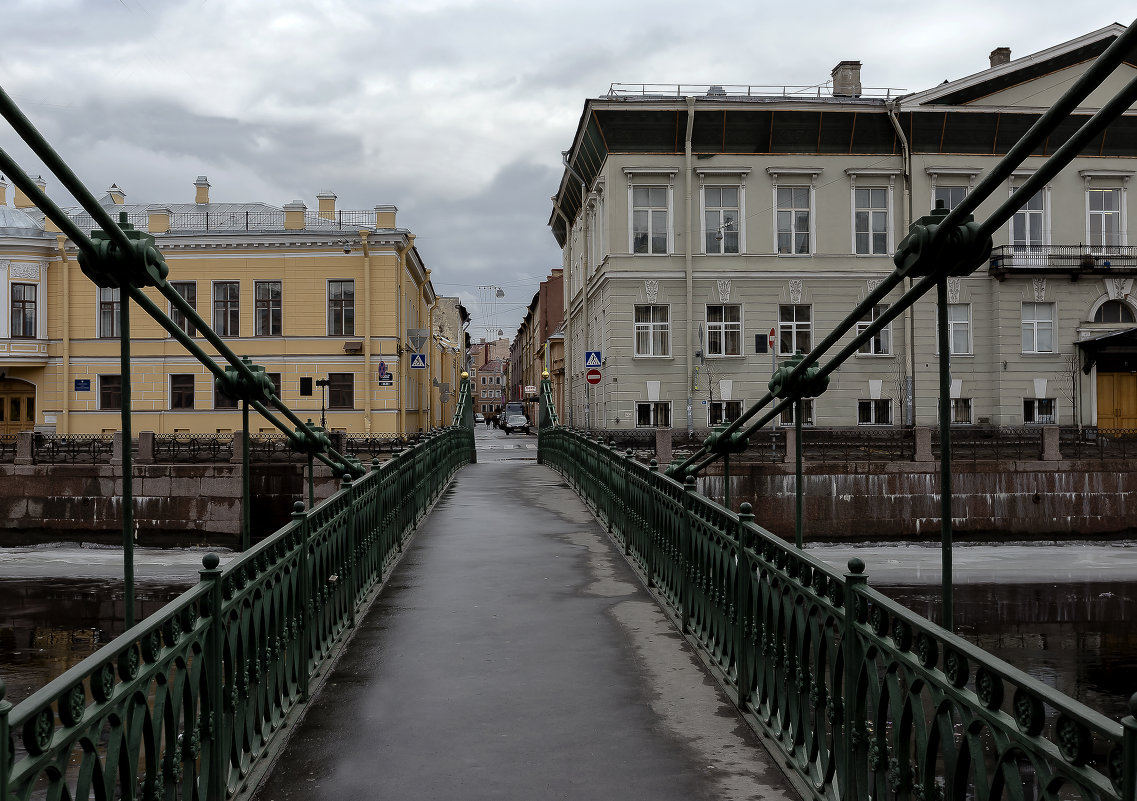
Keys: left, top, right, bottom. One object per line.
{"left": 241, "top": 400, "right": 251, "bottom": 552}
{"left": 680, "top": 475, "right": 696, "bottom": 634}
{"left": 735, "top": 502, "right": 755, "bottom": 711}
{"left": 842, "top": 558, "right": 868, "bottom": 801}
{"left": 292, "top": 502, "right": 311, "bottom": 703}
{"left": 795, "top": 398, "right": 803, "bottom": 549}
{"left": 937, "top": 277, "right": 954, "bottom": 633}
{"left": 1122, "top": 692, "right": 1137, "bottom": 801}
{"left": 119, "top": 288, "right": 135, "bottom": 630}
{"left": 0, "top": 679, "right": 10, "bottom": 800}
{"left": 343, "top": 473, "right": 357, "bottom": 628}
{"left": 723, "top": 451, "right": 731, "bottom": 511}
{"left": 200, "top": 552, "right": 225, "bottom": 801}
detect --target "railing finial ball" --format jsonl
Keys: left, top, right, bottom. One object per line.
{"left": 1129, "top": 691, "right": 1137, "bottom": 718}
{"left": 0, "top": 676, "right": 6, "bottom": 701}
{"left": 848, "top": 557, "right": 865, "bottom": 574}
{"left": 202, "top": 553, "right": 220, "bottom": 570}
{"left": 739, "top": 501, "right": 753, "bottom": 515}
{"left": 293, "top": 501, "right": 305, "bottom": 514}
{"left": 684, "top": 475, "right": 696, "bottom": 487}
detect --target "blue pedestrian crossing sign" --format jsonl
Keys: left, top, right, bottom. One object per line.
{"left": 584, "top": 351, "right": 601, "bottom": 368}
{"left": 409, "top": 353, "right": 427, "bottom": 369}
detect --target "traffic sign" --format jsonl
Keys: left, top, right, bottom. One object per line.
{"left": 584, "top": 351, "right": 601, "bottom": 368}
{"left": 586, "top": 368, "right": 602, "bottom": 385}
{"left": 768, "top": 328, "right": 775, "bottom": 349}
{"left": 377, "top": 360, "right": 389, "bottom": 378}
{"left": 409, "top": 353, "right": 427, "bottom": 369}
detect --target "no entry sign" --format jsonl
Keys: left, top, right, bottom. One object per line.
{"left": 586, "top": 368, "right": 602, "bottom": 385}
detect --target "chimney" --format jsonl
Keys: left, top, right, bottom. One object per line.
{"left": 14, "top": 175, "right": 46, "bottom": 209}
{"left": 107, "top": 183, "right": 126, "bottom": 204}
{"left": 283, "top": 199, "right": 307, "bottom": 230}
{"left": 831, "top": 61, "right": 862, "bottom": 97}
{"left": 194, "top": 175, "right": 211, "bottom": 205}
{"left": 989, "top": 47, "right": 1011, "bottom": 68}
{"left": 0, "top": 176, "right": 7, "bottom": 206}
{"left": 317, "top": 190, "right": 337, "bottom": 221}
{"left": 375, "top": 204, "right": 398, "bottom": 229}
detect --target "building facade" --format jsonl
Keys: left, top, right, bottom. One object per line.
{"left": 0, "top": 176, "right": 461, "bottom": 436}
{"left": 551, "top": 24, "right": 1137, "bottom": 432}
{"left": 509, "top": 269, "right": 565, "bottom": 419}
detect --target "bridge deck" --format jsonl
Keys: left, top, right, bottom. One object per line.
{"left": 251, "top": 429, "right": 797, "bottom": 800}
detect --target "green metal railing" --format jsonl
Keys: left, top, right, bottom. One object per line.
{"left": 0, "top": 79, "right": 478, "bottom": 801}
{"left": 538, "top": 427, "right": 1137, "bottom": 801}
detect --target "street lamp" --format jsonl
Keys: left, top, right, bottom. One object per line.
{"left": 315, "top": 377, "right": 330, "bottom": 428}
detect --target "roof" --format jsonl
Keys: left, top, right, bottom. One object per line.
{"left": 0, "top": 205, "right": 50, "bottom": 238}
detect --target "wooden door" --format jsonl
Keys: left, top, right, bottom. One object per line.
{"left": 0, "top": 380, "right": 36, "bottom": 435}
{"left": 1096, "top": 372, "right": 1137, "bottom": 430}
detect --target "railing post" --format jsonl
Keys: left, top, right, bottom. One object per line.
{"left": 1122, "top": 692, "right": 1137, "bottom": 801}
{"left": 735, "top": 502, "right": 755, "bottom": 711}
{"left": 622, "top": 448, "right": 633, "bottom": 554}
{"left": 0, "top": 678, "right": 10, "bottom": 801}
{"left": 292, "top": 501, "right": 311, "bottom": 702}
{"left": 680, "top": 475, "right": 697, "bottom": 635}
{"left": 200, "top": 552, "right": 226, "bottom": 801}
{"left": 241, "top": 401, "right": 251, "bottom": 552}
{"left": 841, "top": 557, "right": 868, "bottom": 801}
{"left": 936, "top": 276, "right": 955, "bottom": 633}
{"left": 342, "top": 473, "right": 357, "bottom": 628}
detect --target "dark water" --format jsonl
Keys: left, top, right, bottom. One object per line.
{"left": 0, "top": 577, "right": 192, "bottom": 706}
{"left": 1, "top": 576, "right": 1134, "bottom": 723}
{"left": 882, "top": 581, "right": 1137, "bottom": 722}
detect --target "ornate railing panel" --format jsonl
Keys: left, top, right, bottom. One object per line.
{"left": 0, "top": 426, "right": 472, "bottom": 801}
{"left": 0, "top": 435, "right": 16, "bottom": 463}
{"left": 538, "top": 428, "right": 1137, "bottom": 801}
{"left": 248, "top": 433, "right": 306, "bottom": 463}
{"left": 342, "top": 433, "right": 407, "bottom": 461}
{"left": 32, "top": 433, "right": 115, "bottom": 464}
{"left": 935, "top": 427, "right": 1041, "bottom": 462}
{"left": 152, "top": 433, "right": 235, "bottom": 463}
{"left": 1060, "top": 427, "right": 1137, "bottom": 459}
{"left": 802, "top": 427, "right": 914, "bottom": 463}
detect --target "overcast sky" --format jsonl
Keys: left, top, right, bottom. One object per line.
{"left": 0, "top": 0, "right": 1131, "bottom": 338}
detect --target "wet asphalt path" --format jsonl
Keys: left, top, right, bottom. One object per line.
{"left": 252, "top": 427, "right": 796, "bottom": 801}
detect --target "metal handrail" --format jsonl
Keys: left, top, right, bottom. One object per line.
{"left": 606, "top": 82, "right": 907, "bottom": 100}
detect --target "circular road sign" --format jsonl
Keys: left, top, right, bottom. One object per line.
{"left": 768, "top": 327, "right": 776, "bottom": 349}
{"left": 586, "top": 368, "right": 602, "bottom": 385}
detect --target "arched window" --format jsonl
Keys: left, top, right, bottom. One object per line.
{"left": 1093, "top": 300, "right": 1135, "bottom": 324}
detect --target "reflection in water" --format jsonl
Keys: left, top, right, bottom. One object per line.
{"left": 882, "top": 581, "right": 1137, "bottom": 722}
{"left": 0, "top": 577, "right": 192, "bottom": 706}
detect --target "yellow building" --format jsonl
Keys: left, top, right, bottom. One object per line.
{"left": 0, "top": 176, "right": 460, "bottom": 436}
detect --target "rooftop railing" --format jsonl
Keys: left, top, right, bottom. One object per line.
{"left": 606, "top": 82, "right": 908, "bottom": 101}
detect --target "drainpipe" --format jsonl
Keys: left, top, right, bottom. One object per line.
{"left": 685, "top": 96, "right": 696, "bottom": 435}
{"left": 361, "top": 231, "right": 372, "bottom": 432}
{"left": 396, "top": 237, "right": 413, "bottom": 436}
{"left": 428, "top": 294, "right": 438, "bottom": 428}
{"left": 56, "top": 236, "right": 70, "bottom": 434}
{"left": 889, "top": 99, "right": 915, "bottom": 426}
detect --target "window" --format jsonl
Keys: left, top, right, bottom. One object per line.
{"left": 171, "top": 375, "right": 195, "bottom": 410}
{"left": 299, "top": 376, "right": 313, "bottom": 397}
{"left": 1094, "top": 301, "right": 1136, "bottom": 324}
{"left": 857, "top": 399, "right": 892, "bottom": 425}
{"left": 328, "top": 372, "right": 354, "bottom": 409}
{"left": 255, "top": 280, "right": 282, "bottom": 337}
{"left": 779, "top": 399, "right": 814, "bottom": 426}
{"left": 933, "top": 186, "right": 966, "bottom": 211}
{"left": 704, "top": 186, "right": 739, "bottom": 254}
{"left": 857, "top": 303, "right": 891, "bottom": 355}
{"left": 1021, "top": 302, "right": 1055, "bottom": 353}
{"left": 1088, "top": 188, "right": 1121, "bottom": 248}
{"left": 99, "top": 287, "right": 120, "bottom": 338}
{"left": 632, "top": 186, "right": 669, "bottom": 254}
{"left": 10, "top": 283, "right": 36, "bottom": 338}
{"left": 854, "top": 188, "right": 888, "bottom": 255}
{"left": 328, "top": 280, "right": 354, "bottom": 336}
{"left": 635, "top": 401, "right": 671, "bottom": 428}
{"left": 170, "top": 282, "right": 197, "bottom": 337}
{"left": 634, "top": 305, "right": 670, "bottom": 356}
{"left": 936, "top": 303, "right": 971, "bottom": 355}
{"left": 776, "top": 186, "right": 811, "bottom": 254}
{"left": 1011, "top": 190, "right": 1045, "bottom": 250}
{"left": 706, "top": 305, "right": 741, "bottom": 356}
{"left": 778, "top": 304, "right": 811, "bottom": 355}
{"left": 213, "top": 281, "right": 239, "bottom": 337}
{"left": 1024, "top": 398, "right": 1056, "bottom": 424}
{"left": 952, "top": 398, "right": 972, "bottom": 424}
{"left": 709, "top": 400, "right": 742, "bottom": 425}
{"left": 99, "top": 375, "right": 121, "bottom": 410}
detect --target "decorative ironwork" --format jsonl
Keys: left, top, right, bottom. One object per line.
{"left": 0, "top": 434, "right": 16, "bottom": 463}
{"left": 32, "top": 433, "right": 114, "bottom": 464}
{"left": 152, "top": 433, "right": 234, "bottom": 463}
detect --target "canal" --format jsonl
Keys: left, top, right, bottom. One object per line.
{"left": 0, "top": 542, "right": 1134, "bottom": 723}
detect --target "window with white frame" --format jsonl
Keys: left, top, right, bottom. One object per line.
{"left": 776, "top": 187, "right": 811, "bottom": 254}
{"left": 1011, "top": 189, "right": 1045, "bottom": 251}
{"left": 1024, "top": 398, "right": 1056, "bottom": 424}
{"left": 213, "top": 281, "right": 239, "bottom": 337}
{"left": 632, "top": 186, "right": 669, "bottom": 254}
{"left": 10, "top": 283, "right": 36, "bottom": 338}
{"left": 256, "top": 280, "right": 282, "bottom": 337}
{"left": 634, "top": 305, "right": 670, "bottom": 356}
{"left": 936, "top": 303, "right": 972, "bottom": 355}
{"left": 857, "top": 303, "right": 891, "bottom": 355}
{"left": 328, "top": 280, "right": 354, "bottom": 336}
{"left": 779, "top": 398, "right": 814, "bottom": 426}
{"left": 1021, "top": 302, "right": 1055, "bottom": 353}
{"left": 709, "top": 400, "right": 742, "bottom": 425}
{"left": 99, "top": 287, "right": 120, "bottom": 338}
{"left": 933, "top": 186, "right": 967, "bottom": 212}
{"left": 854, "top": 188, "right": 888, "bottom": 255}
{"left": 1087, "top": 188, "right": 1121, "bottom": 248}
{"left": 857, "top": 399, "right": 892, "bottom": 425}
{"left": 706, "top": 304, "right": 741, "bottom": 356}
{"left": 636, "top": 401, "right": 671, "bottom": 428}
{"left": 778, "top": 304, "right": 811, "bottom": 355}
{"left": 704, "top": 186, "right": 740, "bottom": 254}
{"left": 952, "top": 398, "right": 972, "bottom": 424}
{"left": 170, "top": 281, "right": 197, "bottom": 337}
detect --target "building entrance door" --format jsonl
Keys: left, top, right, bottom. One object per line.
{"left": 1096, "top": 372, "right": 1137, "bottom": 430}
{"left": 0, "top": 379, "right": 36, "bottom": 435}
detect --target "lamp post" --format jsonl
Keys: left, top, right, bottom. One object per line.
{"left": 315, "top": 378, "right": 330, "bottom": 429}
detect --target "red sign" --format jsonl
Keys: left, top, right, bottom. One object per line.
{"left": 768, "top": 327, "right": 776, "bottom": 349}
{"left": 586, "top": 368, "right": 602, "bottom": 385}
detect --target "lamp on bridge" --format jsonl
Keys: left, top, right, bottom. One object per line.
{"left": 315, "top": 378, "right": 330, "bottom": 428}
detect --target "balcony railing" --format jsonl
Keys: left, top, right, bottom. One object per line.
{"left": 989, "top": 244, "right": 1137, "bottom": 278}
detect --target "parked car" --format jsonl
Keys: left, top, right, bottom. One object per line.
{"left": 475, "top": 412, "right": 485, "bottom": 423}
{"left": 502, "top": 413, "right": 530, "bottom": 435}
